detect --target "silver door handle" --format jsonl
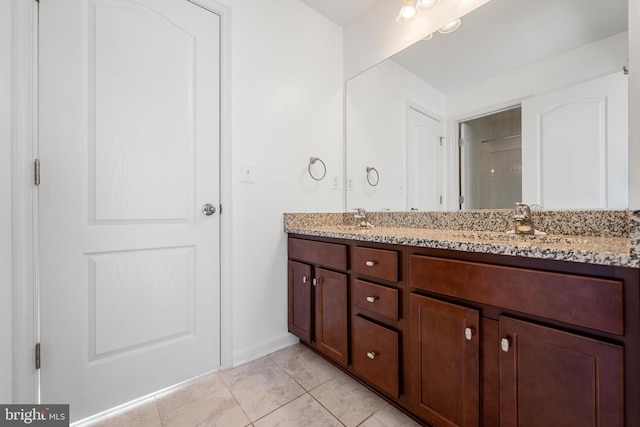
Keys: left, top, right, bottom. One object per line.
{"left": 202, "top": 204, "right": 217, "bottom": 216}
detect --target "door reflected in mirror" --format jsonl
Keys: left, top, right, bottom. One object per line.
{"left": 459, "top": 107, "right": 522, "bottom": 210}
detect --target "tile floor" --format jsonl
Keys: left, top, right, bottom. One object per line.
{"left": 80, "top": 343, "right": 422, "bottom": 427}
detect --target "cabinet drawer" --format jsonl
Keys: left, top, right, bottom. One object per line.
{"left": 352, "top": 315, "right": 399, "bottom": 398}
{"left": 351, "top": 247, "right": 398, "bottom": 282}
{"left": 288, "top": 237, "right": 347, "bottom": 271}
{"left": 410, "top": 255, "right": 623, "bottom": 335}
{"left": 352, "top": 279, "right": 399, "bottom": 320}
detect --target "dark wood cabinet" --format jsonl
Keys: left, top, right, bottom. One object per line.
{"left": 314, "top": 267, "right": 348, "bottom": 365}
{"left": 499, "top": 316, "right": 624, "bottom": 427}
{"left": 410, "top": 294, "right": 479, "bottom": 427}
{"left": 287, "top": 238, "right": 348, "bottom": 366}
{"left": 287, "top": 234, "right": 640, "bottom": 427}
{"left": 287, "top": 260, "right": 312, "bottom": 343}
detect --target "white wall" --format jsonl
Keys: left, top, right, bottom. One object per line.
{"left": 0, "top": 0, "right": 13, "bottom": 404}
{"left": 446, "top": 32, "right": 629, "bottom": 118}
{"left": 223, "top": 0, "right": 344, "bottom": 364}
{"left": 346, "top": 59, "right": 444, "bottom": 211}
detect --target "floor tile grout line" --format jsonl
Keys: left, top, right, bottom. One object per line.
{"left": 267, "top": 347, "right": 344, "bottom": 394}
{"left": 307, "top": 391, "right": 348, "bottom": 427}
{"left": 218, "top": 369, "right": 260, "bottom": 425}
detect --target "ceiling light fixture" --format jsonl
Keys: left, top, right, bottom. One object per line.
{"left": 416, "top": 0, "right": 440, "bottom": 12}
{"left": 396, "top": 0, "right": 418, "bottom": 23}
{"left": 438, "top": 18, "right": 462, "bottom": 34}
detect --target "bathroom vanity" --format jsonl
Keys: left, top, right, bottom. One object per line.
{"left": 284, "top": 210, "right": 640, "bottom": 427}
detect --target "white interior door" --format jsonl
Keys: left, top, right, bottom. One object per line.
{"left": 521, "top": 72, "right": 628, "bottom": 209}
{"left": 38, "top": 0, "right": 220, "bottom": 421}
{"left": 406, "top": 106, "right": 443, "bottom": 211}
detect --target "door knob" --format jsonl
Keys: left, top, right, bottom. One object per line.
{"left": 202, "top": 203, "right": 217, "bottom": 216}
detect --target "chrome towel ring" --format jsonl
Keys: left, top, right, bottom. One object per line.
{"left": 308, "top": 157, "right": 327, "bottom": 181}
{"left": 366, "top": 166, "right": 379, "bottom": 186}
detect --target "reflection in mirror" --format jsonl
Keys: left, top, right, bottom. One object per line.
{"left": 345, "top": 0, "right": 629, "bottom": 211}
{"left": 460, "top": 107, "right": 522, "bottom": 210}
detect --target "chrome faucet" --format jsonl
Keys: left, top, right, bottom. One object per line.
{"left": 508, "top": 202, "right": 546, "bottom": 235}
{"left": 354, "top": 208, "right": 374, "bottom": 229}
{"left": 513, "top": 202, "right": 535, "bottom": 235}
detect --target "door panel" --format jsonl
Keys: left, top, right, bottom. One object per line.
{"left": 92, "top": 1, "right": 196, "bottom": 222}
{"left": 500, "top": 316, "right": 623, "bottom": 427}
{"left": 521, "top": 72, "right": 627, "bottom": 208}
{"left": 406, "top": 106, "right": 443, "bottom": 211}
{"left": 410, "top": 294, "right": 479, "bottom": 427}
{"left": 287, "top": 260, "right": 312, "bottom": 343}
{"left": 39, "top": 0, "right": 220, "bottom": 420}
{"left": 315, "top": 268, "right": 348, "bottom": 366}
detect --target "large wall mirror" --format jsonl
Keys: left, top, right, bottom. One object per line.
{"left": 345, "top": 0, "right": 629, "bottom": 211}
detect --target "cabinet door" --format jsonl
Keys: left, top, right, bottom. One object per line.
{"left": 288, "top": 260, "right": 312, "bottom": 343}
{"left": 500, "top": 316, "right": 623, "bottom": 427}
{"left": 410, "top": 294, "right": 479, "bottom": 427}
{"left": 315, "top": 267, "right": 348, "bottom": 366}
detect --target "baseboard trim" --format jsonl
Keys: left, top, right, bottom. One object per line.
{"left": 232, "top": 333, "right": 299, "bottom": 367}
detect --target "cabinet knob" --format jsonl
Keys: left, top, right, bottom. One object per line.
{"left": 366, "top": 351, "right": 376, "bottom": 360}
{"left": 312, "top": 278, "right": 317, "bottom": 287}
{"left": 302, "top": 276, "right": 308, "bottom": 284}
{"left": 501, "top": 338, "right": 510, "bottom": 352}
{"left": 465, "top": 327, "right": 473, "bottom": 341}
{"left": 366, "top": 296, "right": 378, "bottom": 303}
{"left": 365, "top": 260, "right": 376, "bottom": 267}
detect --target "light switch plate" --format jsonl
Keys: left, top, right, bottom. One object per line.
{"left": 331, "top": 176, "right": 340, "bottom": 190}
{"left": 346, "top": 178, "right": 354, "bottom": 191}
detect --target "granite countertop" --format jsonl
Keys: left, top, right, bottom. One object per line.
{"left": 284, "top": 210, "right": 640, "bottom": 269}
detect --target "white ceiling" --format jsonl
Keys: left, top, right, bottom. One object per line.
{"left": 298, "top": 0, "right": 628, "bottom": 92}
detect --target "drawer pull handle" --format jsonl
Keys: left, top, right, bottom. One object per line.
{"left": 501, "top": 338, "right": 510, "bottom": 352}
{"left": 465, "top": 327, "right": 473, "bottom": 341}
{"left": 366, "top": 351, "right": 376, "bottom": 360}
{"left": 366, "top": 296, "right": 377, "bottom": 303}
{"left": 365, "top": 261, "right": 376, "bottom": 267}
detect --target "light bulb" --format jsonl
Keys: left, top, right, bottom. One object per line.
{"left": 416, "top": 0, "right": 439, "bottom": 12}
{"left": 438, "top": 18, "right": 461, "bottom": 34}
{"left": 396, "top": 0, "right": 418, "bottom": 23}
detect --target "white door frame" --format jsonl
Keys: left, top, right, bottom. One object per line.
{"left": 11, "top": 0, "right": 233, "bottom": 403}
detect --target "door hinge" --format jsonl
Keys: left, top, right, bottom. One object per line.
{"left": 34, "top": 159, "right": 40, "bottom": 185}
{"left": 459, "top": 195, "right": 465, "bottom": 204}
{"left": 439, "top": 195, "right": 443, "bottom": 204}
{"left": 219, "top": 204, "right": 222, "bottom": 215}
{"left": 458, "top": 138, "right": 464, "bottom": 147}
{"left": 35, "top": 343, "right": 41, "bottom": 370}
{"left": 439, "top": 136, "right": 445, "bottom": 146}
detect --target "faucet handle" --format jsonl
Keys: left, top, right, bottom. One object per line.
{"left": 515, "top": 202, "right": 531, "bottom": 218}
